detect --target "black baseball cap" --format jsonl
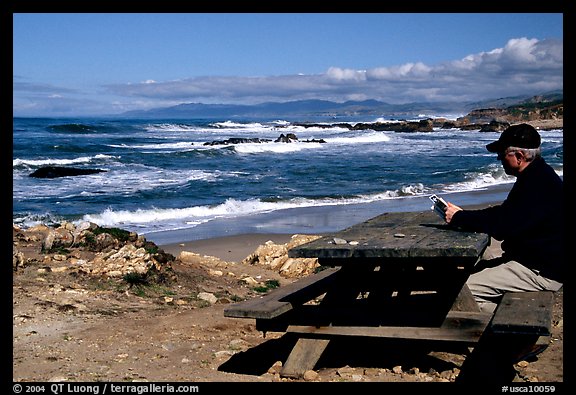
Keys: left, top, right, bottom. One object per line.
{"left": 486, "top": 123, "right": 541, "bottom": 153}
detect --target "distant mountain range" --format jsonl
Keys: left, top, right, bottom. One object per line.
{"left": 119, "top": 90, "right": 563, "bottom": 120}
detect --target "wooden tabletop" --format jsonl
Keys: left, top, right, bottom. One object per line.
{"left": 288, "top": 210, "right": 489, "bottom": 262}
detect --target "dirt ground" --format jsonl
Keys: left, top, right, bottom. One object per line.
{"left": 12, "top": 231, "right": 563, "bottom": 384}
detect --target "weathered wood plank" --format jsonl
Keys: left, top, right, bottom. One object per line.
{"left": 456, "top": 291, "right": 554, "bottom": 382}
{"left": 288, "top": 211, "right": 489, "bottom": 261}
{"left": 450, "top": 284, "right": 481, "bottom": 312}
{"left": 223, "top": 267, "right": 340, "bottom": 319}
{"left": 490, "top": 291, "right": 554, "bottom": 335}
{"left": 280, "top": 338, "right": 331, "bottom": 379}
{"left": 285, "top": 311, "right": 491, "bottom": 343}
{"left": 457, "top": 333, "right": 540, "bottom": 382}
{"left": 223, "top": 297, "right": 292, "bottom": 320}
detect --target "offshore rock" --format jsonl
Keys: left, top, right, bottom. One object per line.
{"left": 29, "top": 166, "right": 107, "bottom": 178}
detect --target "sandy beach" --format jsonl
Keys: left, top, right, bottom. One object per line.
{"left": 160, "top": 233, "right": 295, "bottom": 262}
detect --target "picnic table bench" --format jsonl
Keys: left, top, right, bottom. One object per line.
{"left": 224, "top": 210, "right": 554, "bottom": 381}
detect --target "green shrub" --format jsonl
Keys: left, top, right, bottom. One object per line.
{"left": 92, "top": 226, "right": 131, "bottom": 242}
{"left": 42, "top": 246, "right": 71, "bottom": 254}
{"left": 123, "top": 272, "right": 148, "bottom": 286}
{"left": 145, "top": 245, "right": 159, "bottom": 254}
{"left": 264, "top": 279, "right": 280, "bottom": 289}
{"left": 253, "top": 279, "right": 280, "bottom": 293}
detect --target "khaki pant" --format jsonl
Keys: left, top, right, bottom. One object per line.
{"left": 466, "top": 238, "right": 563, "bottom": 313}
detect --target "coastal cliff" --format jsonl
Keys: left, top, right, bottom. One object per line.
{"left": 294, "top": 97, "right": 563, "bottom": 133}
{"left": 455, "top": 97, "right": 563, "bottom": 128}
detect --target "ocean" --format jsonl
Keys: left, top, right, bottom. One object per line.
{"left": 12, "top": 117, "right": 564, "bottom": 245}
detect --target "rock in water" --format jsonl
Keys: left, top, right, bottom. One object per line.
{"left": 29, "top": 166, "right": 107, "bottom": 178}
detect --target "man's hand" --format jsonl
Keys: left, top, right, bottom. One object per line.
{"left": 444, "top": 202, "right": 463, "bottom": 223}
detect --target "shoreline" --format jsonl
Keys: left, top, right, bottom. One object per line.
{"left": 160, "top": 233, "right": 296, "bottom": 263}
{"left": 155, "top": 183, "right": 514, "bottom": 262}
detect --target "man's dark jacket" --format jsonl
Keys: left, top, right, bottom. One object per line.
{"left": 450, "top": 156, "right": 563, "bottom": 282}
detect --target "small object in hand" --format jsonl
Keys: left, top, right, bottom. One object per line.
{"left": 429, "top": 194, "right": 448, "bottom": 220}
{"left": 394, "top": 233, "right": 405, "bottom": 238}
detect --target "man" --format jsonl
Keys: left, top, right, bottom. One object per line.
{"left": 444, "top": 123, "right": 563, "bottom": 314}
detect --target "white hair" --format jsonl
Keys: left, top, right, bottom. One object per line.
{"left": 509, "top": 146, "right": 541, "bottom": 162}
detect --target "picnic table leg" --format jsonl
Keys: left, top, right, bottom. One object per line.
{"left": 456, "top": 332, "right": 541, "bottom": 382}
{"left": 280, "top": 337, "right": 331, "bottom": 379}
{"left": 450, "top": 284, "right": 481, "bottom": 312}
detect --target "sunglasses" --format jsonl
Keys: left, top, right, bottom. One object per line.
{"left": 496, "top": 150, "right": 517, "bottom": 160}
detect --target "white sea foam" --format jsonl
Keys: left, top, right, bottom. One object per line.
{"left": 233, "top": 141, "right": 323, "bottom": 154}
{"left": 12, "top": 167, "right": 222, "bottom": 200}
{"left": 210, "top": 121, "right": 266, "bottom": 129}
{"left": 13, "top": 154, "right": 116, "bottom": 167}
{"left": 109, "top": 141, "right": 198, "bottom": 150}
{"left": 74, "top": 183, "right": 444, "bottom": 232}
{"left": 143, "top": 123, "right": 202, "bottom": 132}
{"left": 325, "top": 131, "right": 391, "bottom": 144}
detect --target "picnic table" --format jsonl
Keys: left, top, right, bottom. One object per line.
{"left": 224, "top": 210, "right": 553, "bottom": 382}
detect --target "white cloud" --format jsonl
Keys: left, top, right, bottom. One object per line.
{"left": 368, "top": 62, "right": 432, "bottom": 80}
{"left": 325, "top": 67, "right": 367, "bottom": 82}
{"left": 105, "top": 37, "right": 561, "bottom": 105}
{"left": 14, "top": 37, "right": 563, "bottom": 116}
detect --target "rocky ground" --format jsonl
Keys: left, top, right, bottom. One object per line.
{"left": 12, "top": 223, "right": 563, "bottom": 383}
